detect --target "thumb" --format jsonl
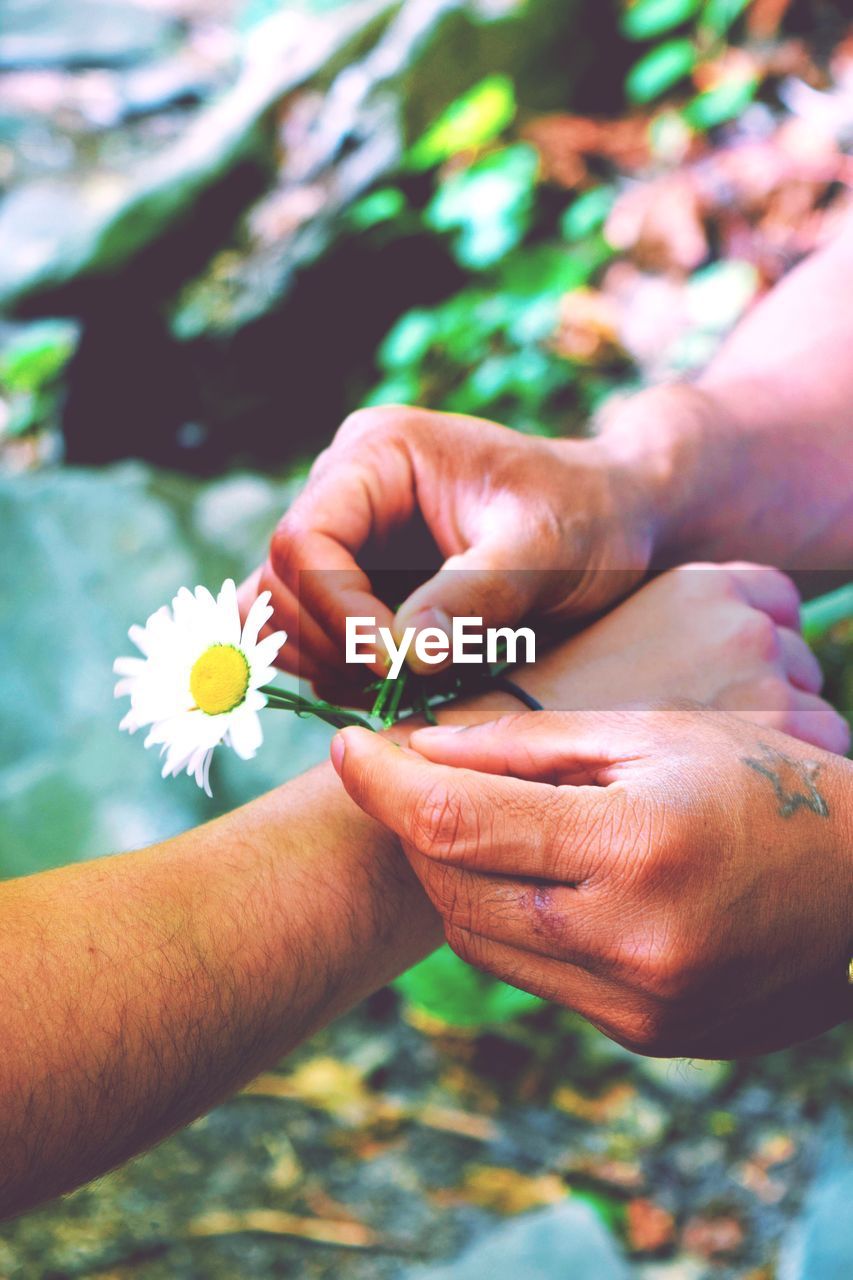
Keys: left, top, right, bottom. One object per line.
{"left": 393, "top": 536, "right": 547, "bottom": 675}
{"left": 408, "top": 709, "right": 661, "bottom": 784}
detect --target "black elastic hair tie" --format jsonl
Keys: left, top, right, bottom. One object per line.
{"left": 491, "top": 676, "right": 544, "bottom": 712}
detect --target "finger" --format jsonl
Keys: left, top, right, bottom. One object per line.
{"left": 393, "top": 526, "right": 545, "bottom": 676}
{"left": 443, "top": 924, "right": 653, "bottom": 1050}
{"left": 724, "top": 563, "right": 801, "bottom": 627}
{"left": 330, "top": 726, "right": 616, "bottom": 880}
{"left": 777, "top": 626, "right": 824, "bottom": 692}
{"left": 405, "top": 849, "right": 604, "bottom": 966}
{"left": 408, "top": 709, "right": 658, "bottom": 784}
{"left": 728, "top": 681, "right": 851, "bottom": 754}
{"left": 783, "top": 693, "right": 851, "bottom": 755}
{"left": 273, "top": 528, "right": 396, "bottom": 678}
{"left": 247, "top": 563, "right": 342, "bottom": 676}
{"left": 272, "top": 452, "right": 413, "bottom": 677}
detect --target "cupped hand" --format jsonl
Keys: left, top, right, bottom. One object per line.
{"left": 242, "top": 405, "right": 658, "bottom": 688}
{"left": 331, "top": 709, "right": 853, "bottom": 1058}
{"left": 521, "top": 561, "right": 850, "bottom": 754}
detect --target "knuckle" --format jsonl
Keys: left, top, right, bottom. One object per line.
{"left": 767, "top": 567, "right": 802, "bottom": 610}
{"left": 444, "top": 923, "right": 489, "bottom": 971}
{"left": 306, "top": 444, "right": 334, "bottom": 481}
{"left": 736, "top": 609, "right": 780, "bottom": 663}
{"left": 426, "top": 865, "right": 473, "bottom": 928}
{"left": 270, "top": 518, "right": 310, "bottom": 580}
{"left": 613, "top": 1003, "right": 676, "bottom": 1056}
{"left": 751, "top": 674, "right": 795, "bottom": 723}
{"left": 336, "top": 405, "right": 408, "bottom": 446}
{"left": 407, "top": 780, "right": 469, "bottom": 859}
{"left": 617, "top": 918, "right": 698, "bottom": 1004}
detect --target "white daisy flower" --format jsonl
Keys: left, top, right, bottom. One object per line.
{"left": 114, "top": 579, "right": 286, "bottom": 796}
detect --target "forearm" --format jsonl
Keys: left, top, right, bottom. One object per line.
{"left": 598, "top": 218, "right": 853, "bottom": 569}
{"left": 0, "top": 763, "right": 428, "bottom": 1215}
{"left": 0, "top": 685, "right": 523, "bottom": 1218}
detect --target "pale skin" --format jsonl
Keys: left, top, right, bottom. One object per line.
{"left": 247, "top": 213, "right": 853, "bottom": 1063}
{"left": 0, "top": 563, "right": 837, "bottom": 1217}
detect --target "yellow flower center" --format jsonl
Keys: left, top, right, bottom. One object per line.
{"left": 190, "top": 644, "right": 250, "bottom": 715}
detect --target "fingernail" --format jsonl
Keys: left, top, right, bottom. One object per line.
{"left": 404, "top": 607, "right": 451, "bottom": 640}
{"left": 396, "top": 608, "right": 453, "bottom": 673}
{"left": 330, "top": 732, "right": 346, "bottom": 773}
{"left": 411, "top": 724, "right": 465, "bottom": 739}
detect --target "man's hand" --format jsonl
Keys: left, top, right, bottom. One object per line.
{"left": 331, "top": 710, "right": 853, "bottom": 1058}
{"left": 245, "top": 406, "right": 662, "bottom": 686}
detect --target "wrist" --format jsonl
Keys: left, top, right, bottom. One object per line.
{"left": 593, "top": 382, "right": 744, "bottom": 567}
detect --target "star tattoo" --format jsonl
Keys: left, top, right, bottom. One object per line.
{"left": 742, "top": 743, "right": 829, "bottom": 819}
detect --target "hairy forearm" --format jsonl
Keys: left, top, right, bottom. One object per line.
{"left": 0, "top": 762, "right": 437, "bottom": 1217}
{"left": 600, "top": 217, "right": 853, "bottom": 569}
{"left": 0, "top": 683, "right": 524, "bottom": 1218}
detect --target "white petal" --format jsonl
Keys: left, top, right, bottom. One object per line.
{"left": 227, "top": 707, "right": 263, "bottom": 760}
{"left": 114, "top": 656, "right": 145, "bottom": 677}
{"left": 215, "top": 579, "right": 242, "bottom": 646}
{"left": 250, "top": 631, "right": 287, "bottom": 673}
{"left": 246, "top": 688, "right": 267, "bottom": 712}
{"left": 241, "top": 590, "right": 273, "bottom": 649}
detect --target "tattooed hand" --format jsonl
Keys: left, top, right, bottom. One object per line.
{"left": 332, "top": 708, "right": 853, "bottom": 1058}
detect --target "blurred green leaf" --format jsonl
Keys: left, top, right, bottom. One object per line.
{"left": 4, "top": 395, "right": 38, "bottom": 438}
{"left": 0, "top": 321, "right": 77, "bottom": 395}
{"left": 501, "top": 240, "right": 613, "bottom": 297}
{"left": 378, "top": 308, "right": 440, "bottom": 370}
{"left": 683, "top": 74, "right": 759, "bottom": 128}
{"left": 362, "top": 372, "right": 422, "bottom": 406}
{"left": 626, "top": 38, "right": 697, "bottom": 102}
{"left": 560, "top": 186, "right": 617, "bottom": 240}
{"left": 570, "top": 1189, "right": 627, "bottom": 1234}
{"left": 348, "top": 186, "right": 407, "bottom": 230}
{"left": 701, "top": 0, "right": 752, "bottom": 36}
{"left": 425, "top": 143, "right": 538, "bottom": 269}
{"left": 395, "top": 945, "right": 543, "bottom": 1027}
{"left": 622, "top": 0, "right": 702, "bottom": 41}
{"left": 408, "top": 75, "right": 516, "bottom": 171}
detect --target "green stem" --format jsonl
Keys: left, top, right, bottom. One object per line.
{"left": 802, "top": 585, "right": 853, "bottom": 645}
{"left": 258, "top": 685, "right": 376, "bottom": 732}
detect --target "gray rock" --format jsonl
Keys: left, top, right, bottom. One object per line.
{"left": 0, "top": 0, "right": 392, "bottom": 312}
{"left": 170, "top": 0, "right": 585, "bottom": 339}
{"left": 778, "top": 1125, "right": 853, "bottom": 1280}
{"left": 0, "top": 462, "right": 326, "bottom": 877}
{"left": 404, "top": 1201, "right": 630, "bottom": 1280}
{"left": 0, "top": 0, "right": 178, "bottom": 72}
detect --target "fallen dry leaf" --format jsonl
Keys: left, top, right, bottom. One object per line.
{"left": 552, "top": 1080, "right": 637, "bottom": 1124}
{"left": 605, "top": 173, "right": 708, "bottom": 272}
{"left": 433, "top": 1163, "right": 567, "bottom": 1214}
{"left": 187, "top": 1208, "right": 379, "bottom": 1248}
{"left": 626, "top": 1197, "right": 677, "bottom": 1253}
{"left": 522, "top": 113, "right": 653, "bottom": 187}
{"left": 682, "top": 1213, "right": 745, "bottom": 1259}
{"left": 553, "top": 287, "right": 623, "bottom": 363}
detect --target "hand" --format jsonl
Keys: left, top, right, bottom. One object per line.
{"left": 242, "top": 405, "right": 664, "bottom": 689}
{"left": 331, "top": 710, "right": 853, "bottom": 1057}
{"left": 521, "top": 561, "right": 850, "bottom": 753}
